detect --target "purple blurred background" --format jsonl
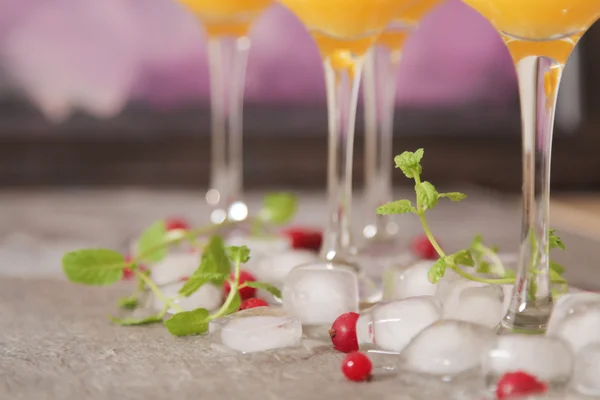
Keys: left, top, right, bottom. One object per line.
{"left": 0, "top": 0, "right": 518, "bottom": 122}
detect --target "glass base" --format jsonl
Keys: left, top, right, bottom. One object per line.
{"left": 499, "top": 297, "right": 553, "bottom": 334}
{"left": 356, "top": 235, "right": 414, "bottom": 285}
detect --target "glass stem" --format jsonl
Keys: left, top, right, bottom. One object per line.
{"left": 362, "top": 45, "right": 401, "bottom": 242}
{"left": 206, "top": 36, "right": 251, "bottom": 223}
{"left": 319, "top": 58, "right": 365, "bottom": 263}
{"left": 502, "top": 56, "right": 563, "bottom": 333}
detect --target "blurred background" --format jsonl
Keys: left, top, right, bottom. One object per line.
{"left": 0, "top": 0, "right": 599, "bottom": 191}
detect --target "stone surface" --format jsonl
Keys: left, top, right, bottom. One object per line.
{"left": 0, "top": 189, "right": 599, "bottom": 399}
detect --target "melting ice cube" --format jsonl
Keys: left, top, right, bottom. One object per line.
{"left": 250, "top": 249, "right": 319, "bottom": 286}
{"left": 546, "top": 292, "right": 600, "bottom": 335}
{"left": 548, "top": 307, "right": 600, "bottom": 354}
{"left": 150, "top": 252, "right": 200, "bottom": 286}
{"left": 282, "top": 265, "right": 359, "bottom": 326}
{"left": 357, "top": 296, "right": 443, "bottom": 353}
{"left": 572, "top": 342, "right": 600, "bottom": 397}
{"left": 435, "top": 277, "right": 511, "bottom": 329}
{"left": 208, "top": 307, "right": 302, "bottom": 353}
{"left": 398, "top": 320, "right": 497, "bottom": 378}
{"left": 482, "top": 335, "right": 573, "bottom": 384}
{"left": 153, "top": 281, "right": 222, "bottom": 314}
{"left": 383, "top": 260, "right": 437, "bottom": 301}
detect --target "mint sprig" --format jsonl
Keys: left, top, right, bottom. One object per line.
{"left": 379, "top": 148, "right": 568, "bottom": 290}
{"left": 62, "top": 249, "right": 126, "bottom": 285}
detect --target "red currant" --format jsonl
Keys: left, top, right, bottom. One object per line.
{"left": 330, "top": 312, "right": 360, "bottom": 353}
{"left": 165, "top": 217, "right": 190, "bottom": 232}
{"left": 239, "top": 298, "right": 269, "bottom": 311}
{"left": 496, "top": 371, "right": 548, "bottom": 400}
{"left": 342, "top": 352, "right": 372, "bottom": 382}
{"left": 122, "top": 255, "right": 146, "bottom": 280}
{"left": 223, "top": 270, "right": 257, "bottom": 300}
{"left": 411, "top": 234, "right": 439, "bottom": 260}
{"left": 282, "top": 227, "right": 323, "bottom": 252}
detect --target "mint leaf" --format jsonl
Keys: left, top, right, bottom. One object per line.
{"left": 477, "top": 261, "right": 493, "bottom": 274}
{"left": 428, "top": 258, "right": 447, "bottom": 284}
{"left": 118, "top": 296, "right": 138, "bottom": 309}
{"left": 416, "top": 181, "right": 439, "bottom": 210}
{"left": 227, "top": 246, "right": 251, "bottom": 264}
{"left": 137, "top": 220, "right": 167, "bottom": 262}
{"left": 260, "top": 193, "right": 298, "bottom": 225}
{"left": 504, "top": 269, "right": 516, "bottom": 279}
{"left": 179, "top": 272, "right": 227, "bottom": 297}
{"left": 62, "top": 249, "right": 125, "bottom": 285}
{"left": 377, "top": 200, "right": 415, "bottom": 215}
{"left": 550, "top": 260, "right": 565, "bottom": 275}
{"left": 109, "top": 315, "right": 163, "bottom": 326}
{"left": 549, "top": 230, "right": 566, "bottom": 251}
{"left": 549, "top": 268, "right": 567, "bottom": 283}
{"left": 165, "top": 308, "right": 210, "bottom": 336}
{"left": 394, "top": 149, "right": 424, "bottom": 179}
{"left": 452, "top": 250, "right": 475, "bottom": 267}
{"left": 439, "top": 192, "right": 467, "bottom": 202}
{"left": 246, "top": 282, "right": 282, "bottom": 299}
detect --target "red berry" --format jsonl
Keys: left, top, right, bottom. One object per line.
{"left": 223, "top": 270, "right": 257, "bottom": 300}
{"left": 179, "top": 276, "right": 189, "bottom": 282}
{"left": 282, "top": 227, "right": 323, "bottom": 252}
{"left": 496, "top": 371, "right": 548, "bottom": 400}
{"left": 239, "top": 298, "right": 269, "bottom": 311}
{"left": 330, "top": 312, "right": 360, "bottom": 353}
{"left": 342, "top": 352, "right": 372, "bottom": 382}
{"left": 165, "top": 217, "right": 190, "bottom": 231}
{"left": 411, "top": 234, "right": 439, "bottom": 260}
{"left": 122, "top": 255, "right": 146, "bottom": 280}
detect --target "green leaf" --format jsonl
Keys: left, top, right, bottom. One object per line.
{"left": 477, "top": 261, "right": 493, "bottom": 274}
{"left": 117, "top": 296, "right": 138, "bottom": 309}
{"left": 260, "top": 193, "right": 298, "bottom": 225}
{"left": 137, "top": 220, "right": 167, "bottom": 262}
{"left": 549, "top": 229, "right": 566, "bottom": 251}
{"left": 427, "top": 258, "right": 447, "bottom": 284}
{"left": 165, "top": 308, "right": 211, "bottom": 337}
{"left": 109, "top": 314, "right": 163, "bottom": 326}
{"left": 394, "top": 149, "right": 424, "bottom": 179}
{"left": 416, "top": 181, "right": 439, "bottom": 210}
{"left": 179, "top": 272, "right": 228, "bottom": 297}
{"left": 504, "top": 269, "right": 516, "bottom": 279}
{"left": 376, "top": 200, "right": 415, "bottom": 215}
{"left": 550, "top": 260, "right": 566, "bottom": 275}
{"left": 227, "top": 246, "right": 251, "bottom": 264}
{"left": 221, "top": 292, "right": 242, "bottom": 316}
{"left": 452, "top": 250, "right": 475, "bottom": 267}
{"left": 246, "top": 281, "right": 282, "bottom": 299}
{"left": 550, "top": 268, "right": 567, "bottom": 283}
{"left": 62, "top": 249, "right": 125, "bottom": 285}
{"left": 439, "top": 192, "right": 467, "bottom": 202}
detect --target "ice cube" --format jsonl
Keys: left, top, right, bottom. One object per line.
{"left": 482, "top": 335, "right": 573, "bottom": 383}
{"left": 435, "top": 277, "right": 511, "bottom": 329}
{"left": 282, "top": 265, "right": 359, "bottom": 326}
{"left": 546, "top": 292, "right": 600, "bottom": 335}
{"left": 398, "top": 320, "right": 497, "bottom": 377}
{"left": 226, "top": 234, "right": 292, "bottom": 272}
{"left": 150, "top": 252, "right": 200, "bottom": 286}
{"left": 549, "top": 307, "right": 600, "bottom": 354}
{"left": 153, "top": 281, "right": 222, "bottom": 314}
{"left": 208, "top": 307, "right": 302, "bottom": 353}
{"left": 383, "top": 260, "right": 437, "bottom": 300}
{"left": 572, "top": 342, "right": 600, "bottom": 397}
{"left": 358, "top": 296, "right": 443, "bottom": 353}
{"left": 250, "top": 249, "right": 319, "bottom": 286}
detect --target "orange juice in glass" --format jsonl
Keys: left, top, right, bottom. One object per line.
{"left": 359, "top": 0, "right": 445, "bottom": 288}
{"left": 277, "top": 0, "right": 415, "bottom": 304}
{"left": 459, "top": 0, "right": 600, "bottom": 332}
{"left": 178, "top": 0, "right": 274, "bottom": 223}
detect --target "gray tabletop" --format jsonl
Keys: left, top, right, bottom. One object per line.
{"left": 0, "top": 189, "right": 597, "bottom": 399}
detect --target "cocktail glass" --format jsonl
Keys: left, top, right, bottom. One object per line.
{"left": 277, "top": 0, "right": 416, "bottom": 304}
{"left": 460, "top": 0, "right": 600, "bottom": 332}
{"left": 180, "top": 0, "right": 274, "bottom": 224}
{"left": 359, "top": 0, "right": 444, "bottom": 283}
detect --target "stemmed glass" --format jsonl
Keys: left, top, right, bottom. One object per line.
{"left": 359, "top": 0, "right": 444, "bottom": 282}
{"left": 276, "top": 0, "right": 416, "bottom": 304}
{"left": 460, "top": 0, "right": 600, "bottom": 333}
{"left": 179, "top": 0, "right": 274, "bottom": 224}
